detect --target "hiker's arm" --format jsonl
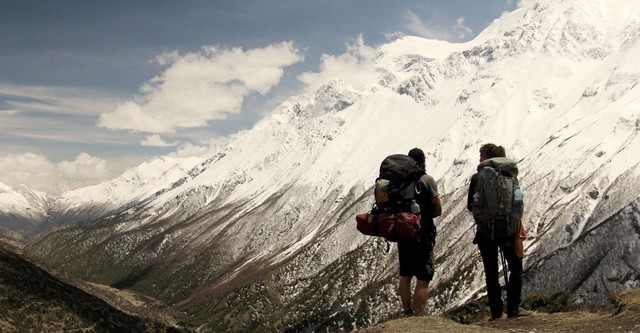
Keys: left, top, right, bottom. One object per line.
{"left": 431, "top": 195, "right": 442, "bottom": 218}
{"left": 422, "top": 175, "right": 442, "bottom": 218}
{"left": 467, "top": 174, "right": 477, "bottom": 212}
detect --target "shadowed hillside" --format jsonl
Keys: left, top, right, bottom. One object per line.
{"left": 0, "top": 241, "right": 187, "bottom": 332}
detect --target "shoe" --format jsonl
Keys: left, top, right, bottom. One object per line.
{"left": 507, "top": 308, "right": 533, "bottom": 318}
{"left": 403, "top": 309, "right": 414, "bottom": 317}
{"left": 488, "top": 314, "right": 503, "bottom": 321}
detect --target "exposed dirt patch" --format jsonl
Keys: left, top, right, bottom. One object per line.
{"left": 356, "top": 289, "right": 640, "bottom": 333}
{"left": 356, "top": 315, "right": 506, "bottom": 333}
{"left": 479, "top": 310, "right": 639, "bottom": 333}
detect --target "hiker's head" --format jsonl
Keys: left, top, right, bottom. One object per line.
{"left": 479, "top": 143, "right": 506, "bottom": 161}
{"left": 408, "top": 148, "right": 426, "bottom": 171}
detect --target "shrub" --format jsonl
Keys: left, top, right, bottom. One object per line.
{"left": 522, "top": 291, "right": 580, "bottom": 313}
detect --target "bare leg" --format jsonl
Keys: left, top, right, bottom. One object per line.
{"left": 399, "top": 276, "right": 413, "bottom": 312}
{"left": 413, "top": 279, "right": 430, "bottom": 315}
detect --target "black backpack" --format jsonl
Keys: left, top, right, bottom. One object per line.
{"left": 355, "top": 154, "right": 424, "bottom": 246}
{"left": 374, "top": 154, "right": 423, "bottom": 213}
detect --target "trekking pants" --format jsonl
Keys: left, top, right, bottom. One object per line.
{"left": 476, "top": 233, "right": 523, "bottom": 318}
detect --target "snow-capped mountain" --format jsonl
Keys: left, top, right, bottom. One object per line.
{"left": 45, "top": 156, "right": 203, "bottom": 229}
{"left": 0, "top": 181, "right": 51, "bottom": 241}
{"left": 19, "top": 0, "right": 640, "bottom": 331}
{"left": 0, "top": 156, "right": 203, "bottom": 239}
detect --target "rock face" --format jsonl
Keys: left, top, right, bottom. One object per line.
{"left": 8, "top": 0, "right": 640, "bottom": 331}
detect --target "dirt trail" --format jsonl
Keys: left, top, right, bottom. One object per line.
{"left": 357, "top": 310, "right": 639, "bottom": 333}
{"left": 356, "top": 289, "right": 640, "bottom": 333}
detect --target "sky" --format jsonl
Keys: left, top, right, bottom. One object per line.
{"left": 0, "top": 0, "right": 517, "bottom": 195}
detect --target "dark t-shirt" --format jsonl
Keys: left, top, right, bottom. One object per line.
{"left": 397, "top": 173, "right": 439, "bottom": 281}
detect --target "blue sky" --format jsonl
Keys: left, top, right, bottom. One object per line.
{"left": 0, "top": 0, "right": 517, "bottom": 195}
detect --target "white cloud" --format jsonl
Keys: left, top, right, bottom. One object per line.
{"left": 168, "top": 137, "right": 233, "bottom": 158}
{"left": 140, "top": 134, "right": 179, "bottom": 147}
{"left": 401, "top": 10, "right": 474, "bottom": 41}
{"left": 169, "top": 142, "right": 214, "bottom": 158}
{"left": 384, "top": 31, "right": 405, "bottom": 42}
{"left": 402, "top": 9, "right": 439, "bottom": 39}
{"left": 298, "top": 35, "right": 378, "bottom": 92}
{"left": 97, "top": 42, "right": 304, "bottom": 134}
{"left": 0, "top": 83, "right": 133, "bottom": 147}
{"left": 453, "top": 16, "right": 473, "bottom": 39}
{"left": 0, "top": 109, "right": 20, "bottom": 115}
{"left": 0, "top": 84, "right": 117, "bottom": 116}
{"left": 0, "top": 152, "right": 124, "bottom": 195}
{"left": 57, "top": 153, "right": 108, "bottom": 178}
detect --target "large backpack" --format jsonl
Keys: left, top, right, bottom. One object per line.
{"left": 374, "top": 154, "right": 423, "bottom": 213}
{"left": 472, "top": 157, "right": 523, "bottom": 239}
{"left": 356, "top": 154, "right": 423, "bottom": 243}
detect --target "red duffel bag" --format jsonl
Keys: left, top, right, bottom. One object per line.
{"left": 356, "top": 212, "right": 421, "bottom": 242}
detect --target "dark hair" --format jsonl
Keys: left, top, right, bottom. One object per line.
{"left": 480, "top": 143, "right": 506, "bottom": 159}
{"left": 408, "top": 147, "right": 426, "bottom": 171}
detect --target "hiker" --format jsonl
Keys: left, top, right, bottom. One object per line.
{"left": 398, "top": 148, "right": 442, "bottom": 316}
{"left": 467, "top": 143, "right": 530, "bottom": 319}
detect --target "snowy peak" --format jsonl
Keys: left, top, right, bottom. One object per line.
{"left": 0, "top": 181, "right": 51, "bottom": 220}
{"left": 55, "top": 156, "right": 203, "bottom": 210}
{"left": 482, "top": 0, "right": 640, "bottom": 59}
{"left": 0, "top": 156, "right": 204, "bottom": 239}
{"left": 0, "top": 182, "right": 51, "bottom": 241}
{"left": 47, "top": 156, "right": 204, "bottom": 222}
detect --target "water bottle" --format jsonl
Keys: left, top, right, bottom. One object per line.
{"left": 513, "top": 185, "right": 524, "bottom": 217}
{"left": 514, "top": 185, "right": 523, "bottom": 202}
{"left": 410, "top": 199, "right": 421, "bottom": 215}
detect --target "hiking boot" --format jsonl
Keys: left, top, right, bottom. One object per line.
{"left": 507, "top": 308, "right": 533, "bottom": 318}
{"left": 488, "top": 314, "right": 503, "bottom": 321}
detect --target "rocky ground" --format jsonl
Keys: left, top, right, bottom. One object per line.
{"left": 356, "top": 289, "right": 640, "bottom": 333}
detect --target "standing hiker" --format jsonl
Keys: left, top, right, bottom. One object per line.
{"left": 467, "top": 143, "right": 530, "bottom": 319}
{"left": 398, "top": 148, "right": 442, "bottom": 316}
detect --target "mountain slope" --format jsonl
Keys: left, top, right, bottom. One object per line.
{"left": 0, "top": 182, "right": 51, "bottom": 242}
{"left": 24, "top": 0, "right": 640, "bottom": 331}
{"left": 0, "top": 241, "right": 185, "bottom": 332}
{"left": 45, "top": 156, "right": 204, "bottom": 230}
{"left": 0, "top": 157, "right": 203, "bottom": 242}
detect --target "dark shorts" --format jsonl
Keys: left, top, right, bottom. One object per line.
{"left": 398, "top": 238, "right": 435, "bottom": 281}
